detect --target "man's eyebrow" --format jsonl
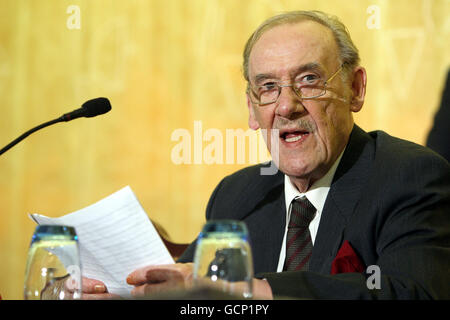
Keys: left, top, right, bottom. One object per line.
{"left": 252, "top": 62, "right": 323, "bottom": 84}
{"left": 289, "top": 62, "right": 322, "bottom": 78}
{"left": 254, "top": 72, "right": 276, "bottom": 84}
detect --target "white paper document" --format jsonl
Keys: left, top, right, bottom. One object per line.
{"left": 29, "top": 186, "right": 175, "bottom": 297}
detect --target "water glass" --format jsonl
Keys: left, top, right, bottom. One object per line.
{"left": 24, "top": 225, "right": 82, "bottom": 300}
{"left": 193, "top": 220, "right": 254, "bottom": 298}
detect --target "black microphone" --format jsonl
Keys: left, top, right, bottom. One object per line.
{"left": 0, "top": 97, "right": 112, "bottom": 156}
{"left": 60, "top": 97, "right": 111, "bottom": 121}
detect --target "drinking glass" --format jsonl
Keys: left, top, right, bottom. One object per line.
{"left": 24, "top": 225, "right": 82, "bottom": 300}
{"left": 193, "top": 220, "right": 254, "bottom": 298}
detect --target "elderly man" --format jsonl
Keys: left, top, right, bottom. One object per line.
{"left": 86, "top": 10, "right": 450, "bottom": 299}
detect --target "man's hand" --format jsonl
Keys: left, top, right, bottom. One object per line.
{"left": 126, "top": 263, "right": 274, "bottom": 299}
{"left": 126, "top": 263, "right": 194, "bottom": 297}
{"left": 76, "top": 277, "right": 120, "bottom": 300}
{"left": 252, "top": 278, "right": 273, "bottom": 299}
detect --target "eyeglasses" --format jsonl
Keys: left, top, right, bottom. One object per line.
{"left": 247, "top": 65, "right": 343, "bottom": 106}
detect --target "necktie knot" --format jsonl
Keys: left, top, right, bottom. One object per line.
{"left": 289, "top": 197, "right": 316, "bottom": 228}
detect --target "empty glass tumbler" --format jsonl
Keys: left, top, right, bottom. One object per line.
{"left": 193, "top": 220, "right": 254, "bottom": 298}
{"left": 24, "top": 225, "right": 82, "bottom": 300}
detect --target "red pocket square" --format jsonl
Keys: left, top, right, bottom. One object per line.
{"left": 331, "top": 240, "right": 365, "bottom": 274}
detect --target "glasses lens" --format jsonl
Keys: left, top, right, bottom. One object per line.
{"left": 258, "top": 87, "right": 279, "bottom": 105}
{"left": 297, "top": 84, "right": 325, "bottom": 99}
{"left": 251, "top": 81, "right": 327, "bottom": 105}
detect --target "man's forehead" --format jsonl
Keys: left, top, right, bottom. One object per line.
{"left": 248, "top": 21, "right": 338, "bottom": 79}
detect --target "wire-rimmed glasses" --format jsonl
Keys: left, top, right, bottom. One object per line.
{"left": 247, "top": 65, "right": 343, "bottom": 106}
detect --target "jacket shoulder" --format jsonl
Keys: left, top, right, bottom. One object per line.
{"left": 220, "top": 162, "right": 281, "bottom": 187}
{"left": 206, "top": 163, "right": 284, "bottom": 220}
{"left": 369, "top": 130, "right": 450, "bottom": 170}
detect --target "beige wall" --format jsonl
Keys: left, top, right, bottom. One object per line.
{"left": 0, "top": 0, "right": 449, "bottom": 299}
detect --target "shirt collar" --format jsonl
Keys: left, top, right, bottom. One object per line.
{"left": 284, "top": 148, "right": 345, "bottom": 213}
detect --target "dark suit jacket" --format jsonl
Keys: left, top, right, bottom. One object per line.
{"left": 178, "top": 125, "right": 450, "bottom": 299}
{"left": 427, "top": 69, "right": 450, "bottom": 162}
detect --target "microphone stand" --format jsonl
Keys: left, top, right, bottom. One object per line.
{"left": 0, "top": 117, "right": 63, "bottom": 156}
{"left": 0, "top": 98, "right": 111, "bottom": 156}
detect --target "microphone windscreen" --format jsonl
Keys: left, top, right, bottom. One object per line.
{"left": 82, "top": 98, "right": 112, "bottom": 117}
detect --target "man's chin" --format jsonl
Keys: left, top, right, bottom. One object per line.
{"left": 278, "top": 162, "right": 313, "bottom": 180}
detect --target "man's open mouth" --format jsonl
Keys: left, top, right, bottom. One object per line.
{"left": 280, "top": 130, "right": 310, "bottom": 143}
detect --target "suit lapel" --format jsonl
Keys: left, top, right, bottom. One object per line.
{"left": 239, "top": 167, "right": 286, "bottom": 274}
{"left": 245, "top": 184, "right": 286, "bottom": 274}
{"left": 309, "top": 125, "right": 375, "bottom": 273}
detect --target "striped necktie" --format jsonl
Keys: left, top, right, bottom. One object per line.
{"left": 284, "top": 196, "right": 316, "bottom": 271}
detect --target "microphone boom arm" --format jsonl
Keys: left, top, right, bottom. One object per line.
{"left": 0, "top": 98, "right": 111, "bottom": 156}
{"left": 0, "top": 117, "right": 63, "bottom": 156}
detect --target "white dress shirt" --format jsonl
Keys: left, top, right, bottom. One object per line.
{"left": 276, "top": 150, "right": 345, "bottom": 272}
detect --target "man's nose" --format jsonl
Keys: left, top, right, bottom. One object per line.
{"left": 275, "top": 85, "right": 306, "bottom": 118}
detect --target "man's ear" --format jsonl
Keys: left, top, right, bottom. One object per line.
{"left": 349, "top": 66, "right": 367, "bottom": 113}
{"left": 247, "top": 94, "right": 260, "bottom": 130}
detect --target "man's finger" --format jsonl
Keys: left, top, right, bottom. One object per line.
{"left": 82, "top": 277, "right": 108, "bottom": 293}
{"left": 127, "top": 266, "right": 151, "bottom": 285}
{"left": 131, "top": 282, "right": 175, "bottom": 297}
{"left": 81, "top": 293, "right": 121, "bottom": 300}
{"left": 127, "top": 263, "right": 193, "bottom": 286}
{"left": 126, "top": 265, "right": 166, "bottom": 285}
